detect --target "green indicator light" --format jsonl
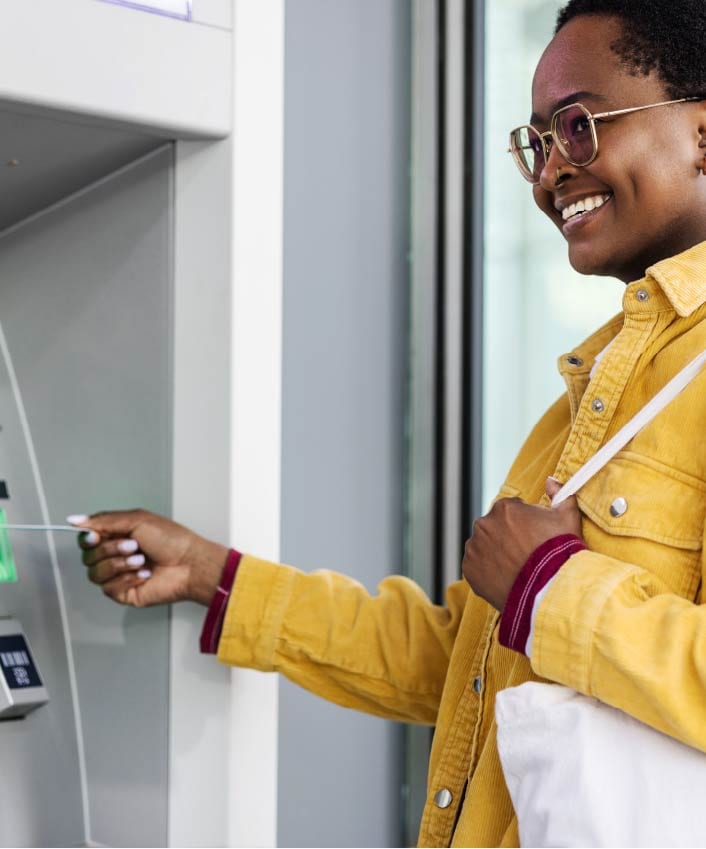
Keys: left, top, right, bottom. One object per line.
{"left": 0, "top": 510, "right": 17, "bottom": 583}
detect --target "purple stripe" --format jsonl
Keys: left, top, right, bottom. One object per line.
{"left": 199, "top": 549, "right": 243, "bottom": 654}
{"left": 509, "top": 538, "right": 580, "bottom": 646}
{"left": 499, "top": 534, "right": 586, "bottom": 654}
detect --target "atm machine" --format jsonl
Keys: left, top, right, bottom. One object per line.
{"left": 0, "top": 1, "right": 281, "bottom": 846}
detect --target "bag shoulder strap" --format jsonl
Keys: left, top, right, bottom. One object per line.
{"left": 552, "top": 350, "right": 706, "bottom": 507}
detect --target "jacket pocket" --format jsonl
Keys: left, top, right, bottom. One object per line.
{"left": 577, "top": 451, "right": 705, "bottom": 597}
{"left": 577, "top": 450, "right": 706, "bottom": 550}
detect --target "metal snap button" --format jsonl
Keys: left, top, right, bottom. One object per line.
{"left": 566, "top": 355, "right": 583, "bottom": 366}
{"left": 636, "top": 289, "right": 650, "bottom": 302}
{"left": 591, "top": 399, "right": 605, "bottom": 413}
{"left": 434, "top": 788, "right": 453, "bottom": 809}
{"left": 473, "top": 676, "right": 483, "bottom": 694}
{"left": 610, "top": 497, "right": 628, "bottom": 518}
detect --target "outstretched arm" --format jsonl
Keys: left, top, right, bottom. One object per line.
{"left": 72, "top": 510, "right": 474, "bottom": 725}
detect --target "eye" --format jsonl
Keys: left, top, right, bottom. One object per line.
{"left": 529, "top": 136, "right": 544, "bottom": 155}
{"left": 569, "top": 114, "right": 591, "bottom": 136}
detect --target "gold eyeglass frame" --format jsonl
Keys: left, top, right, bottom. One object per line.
{"left": 508, "top": 97, "right": 701, "bottom": 183}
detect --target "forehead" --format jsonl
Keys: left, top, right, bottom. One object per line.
{"left": 531, "top": 15, "right": 665, "bottom": 122}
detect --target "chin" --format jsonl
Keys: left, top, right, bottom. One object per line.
{"left": 566, "top": 235, "right": 642, "bottom": 280}
{"left": 567, "top": 244, "right": 616, "bottom": 278}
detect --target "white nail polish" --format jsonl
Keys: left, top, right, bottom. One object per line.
{"left": 84, "top": 531, "right": 100, "bottom": 545}
{"left": 67, "top": 514, "right": 89, "bottom": 526}
{"left": 137, "top": 569, "right": 152, "bottom": 580}
{"left": 118, "top": 539, "right": 139, "bottom": 555}
{"left": 126, "top": 554, "right": 146, "bottom": 568}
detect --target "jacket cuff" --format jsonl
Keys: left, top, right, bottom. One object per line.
{"left": 217, "top": 555, "right": 299, "bottom": 670}
{"left": 499, "top": 534, "right": 587, "bottom": 654}
{"left": 199, "top": 548, "right": 242, "bottom": 654}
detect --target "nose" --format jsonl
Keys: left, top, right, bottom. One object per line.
{"left": 538, "top": 138, "right": 575, "bottom": 192}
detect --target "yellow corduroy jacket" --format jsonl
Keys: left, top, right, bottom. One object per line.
{"left": 219, "top": 241, "right": 706, "bottom": 847}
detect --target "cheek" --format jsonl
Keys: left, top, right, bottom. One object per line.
{"left": 598, "top": 124, "right": 694, "bottom": 205}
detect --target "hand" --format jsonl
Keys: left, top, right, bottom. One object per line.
{"left": 70, "top": 510, "right": 230, "bottom": 608}
{"left": 461, "top": 478, "right": 583, "bottom": 611}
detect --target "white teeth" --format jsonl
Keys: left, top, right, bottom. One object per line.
{"left": 561, "top": 194, "right": 611, "bottom": 221}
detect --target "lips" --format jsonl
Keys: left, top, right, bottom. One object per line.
{"left": 560, "top": 193, "right": 613, "bottom": 236}
{"left": 560, "top": 193, "right": 613, "bottom": 222}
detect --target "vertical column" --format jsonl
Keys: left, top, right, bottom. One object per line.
{"left": 171, "top": 2, "right": 283, "bottom": 845}
{"left": 228, "top": 1, "right": 284, "bottom": 846}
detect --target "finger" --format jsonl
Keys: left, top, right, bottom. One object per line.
{"left": 101, "top": 570, "right": 153, "bottom": 605}
{"left": 556, "top": 493, "right": 580, "bottom": 513}
{"left": 87, "top": 554, "right": 147, "bottom": 585}
{"left": 77, "top": 530, "right": 101, "bottom": 549}
{"left": 67, "top": 509, "right": 147, "bottom": 538}
{"left": 82, "top": 538, "right": 141, "bottom": 567}
{"left": 545, "top": 476, "right": 563, "bottom": 500}
{"left": 554, "top": 493, "right": 583, "bottom": 535}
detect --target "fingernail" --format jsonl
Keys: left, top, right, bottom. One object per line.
{"left": 137, "top": 569, "right": 152, "bottom": 580}
{"left": 118, "top": 539, "right": 139, "bottom": 555}
{"left": 83, "top": 531, "right": 100, "bottom": 546}
{"left": 67, "top": 514, "right": 89, "bottom": 526}
{"left": 126, "top": 554, "right": 145, "bottom": 568}
{"left": 547, "top": 476, "right": 561, "bottom": 484}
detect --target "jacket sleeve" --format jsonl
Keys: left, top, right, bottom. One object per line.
{"left": 531, "top": 548, "right": 706, "bottom": 751}
{"left": 217, "top": 554, "right": 472, "bottom": 725}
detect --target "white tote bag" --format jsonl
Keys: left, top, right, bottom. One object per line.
{"left": 495, "top": 350, "right": 706, "bottom": 848}
{"left": 496, "top": 683, "right": 706, "bottom": 848}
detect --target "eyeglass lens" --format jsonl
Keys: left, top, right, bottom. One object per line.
{"left": 511, "top": 104, "right": 597, "bottom": 182}
{"left": 511, "top": 127, "right": 545, "bottom": 182}
{"left": 553, "top": 104, "right": 594, "bottom": 167}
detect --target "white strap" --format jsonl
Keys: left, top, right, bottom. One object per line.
{"left": 552, "top": 349, "right": 706, "bottom": 507}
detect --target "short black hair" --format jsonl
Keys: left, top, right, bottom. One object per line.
{"left": 555, "top": 1, "right": 706, "bottom": 99}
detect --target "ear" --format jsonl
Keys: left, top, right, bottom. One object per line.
{"left": 697, "top": 117, "right": 706, "bottom": 173}
{"left": 698, "top": 138, "right": 706, "bottom": 175}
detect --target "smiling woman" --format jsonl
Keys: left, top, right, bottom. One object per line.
{"left": 529, "top": 15, "right": 706, "bottom": 281}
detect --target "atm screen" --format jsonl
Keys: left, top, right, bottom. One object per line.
{"left": 0, "top": 634, "right": 43, "bottom": 689}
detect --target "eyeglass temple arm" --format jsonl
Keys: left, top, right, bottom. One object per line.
{"left": 592, "top": 97, "right": 700, "bottom": 121}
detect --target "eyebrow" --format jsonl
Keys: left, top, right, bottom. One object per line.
{"left": 530, "top": 91, "right": 607, "bottom": 125}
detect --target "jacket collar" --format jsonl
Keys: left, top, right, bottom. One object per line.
{"left": 646, "top": 240, "right": 706, "bottom": 318}
{"left": 559, "top": 241, "right": 706, "bottom": 376}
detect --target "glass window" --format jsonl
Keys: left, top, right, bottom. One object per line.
{"left": 482, "top": 0, "right": 621, "bottom": 508}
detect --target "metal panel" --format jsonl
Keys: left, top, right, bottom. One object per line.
{"left": 403, "top": 2, "right": 440, "bottom": 842}
{"left": 407, "top": 0, "right": 440, "bottom": 603}
{"left": 279, "top": 1, "right": 410, "bottom": 846}
{"left": 169, "top": 137, "right": 235, "bottom": 848}
{"left": 0, "top": 319, "right": 85, "bottom": 847}
{"left": 0, "top": 147, "right": 172, "bottom": 847}
{"left": 464, "top": 0, "right": 485, "bottom": 528}
{"left": 443, "top": 0, "right": 467, "bottom": 590}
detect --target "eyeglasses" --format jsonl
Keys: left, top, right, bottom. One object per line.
{"left": 508, "top": 97, "right": 701, "bottom": 184}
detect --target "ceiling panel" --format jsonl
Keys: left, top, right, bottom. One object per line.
{"left": 0, "top": 107, "right": 165, "bottom": 231}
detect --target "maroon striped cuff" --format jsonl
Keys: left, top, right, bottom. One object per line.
{"left": 199, "top": 548, "right": 243, "bottom": 654}
{"left": 498, "top": 534, "right": 586, "bottom": 655}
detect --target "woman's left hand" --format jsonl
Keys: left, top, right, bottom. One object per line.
{"left": 462, "top": 478, "right": 583, "bottom": 611}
